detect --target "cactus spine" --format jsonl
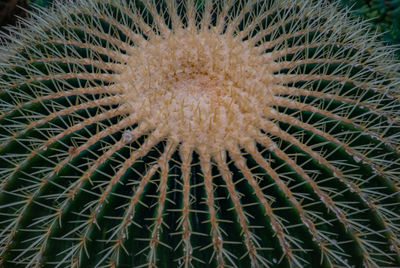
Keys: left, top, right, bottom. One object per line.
{"left": 0, "top": 0, "right": 399, "bottom": 267}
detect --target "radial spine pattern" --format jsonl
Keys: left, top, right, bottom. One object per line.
{"left": 0, "top": 0, "right": 399, "bottom": 267}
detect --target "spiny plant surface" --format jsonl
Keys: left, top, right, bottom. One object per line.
{"left": 0, "top": 0, "right": 399, "bottom": 267}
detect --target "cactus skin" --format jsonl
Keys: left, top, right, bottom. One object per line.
{"left": 0, "top": 0, "right": 399, "bottom": 267}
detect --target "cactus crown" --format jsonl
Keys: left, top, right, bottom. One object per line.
{"left": 0, "top": 0, "right": 399, "bottom": 267}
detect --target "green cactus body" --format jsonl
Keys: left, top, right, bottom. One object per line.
{"left": 0, "top": 0, "right": 399, "bottom": 267}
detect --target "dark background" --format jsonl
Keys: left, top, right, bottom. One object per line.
{"left": 0, "top": 0, "right": 400, "bottom": 45}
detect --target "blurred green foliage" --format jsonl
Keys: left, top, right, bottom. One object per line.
{"left": 339, "top": 0, "right": 400, "bottom": 45}
{"left": 27, "top": 0, "right": 53, "bottom": 7}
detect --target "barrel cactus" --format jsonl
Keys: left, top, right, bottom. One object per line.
{"left": 0, "top": 0, "right": 399, "bottom": 267}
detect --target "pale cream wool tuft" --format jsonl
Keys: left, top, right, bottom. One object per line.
{"left": 120, "top": 29, "right": 272, "bottom": 152}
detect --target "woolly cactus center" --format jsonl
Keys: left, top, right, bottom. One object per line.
{"left": 120, "top": 29, "right": 274, "bottom": 149}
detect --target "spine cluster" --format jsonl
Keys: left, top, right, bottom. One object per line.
{"left": 0, "top": 0, "right": 399, "bottom": 267}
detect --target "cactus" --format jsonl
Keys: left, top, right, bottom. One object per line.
{"left": 0, "top": 0, "right": 399, "bottom": 267}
